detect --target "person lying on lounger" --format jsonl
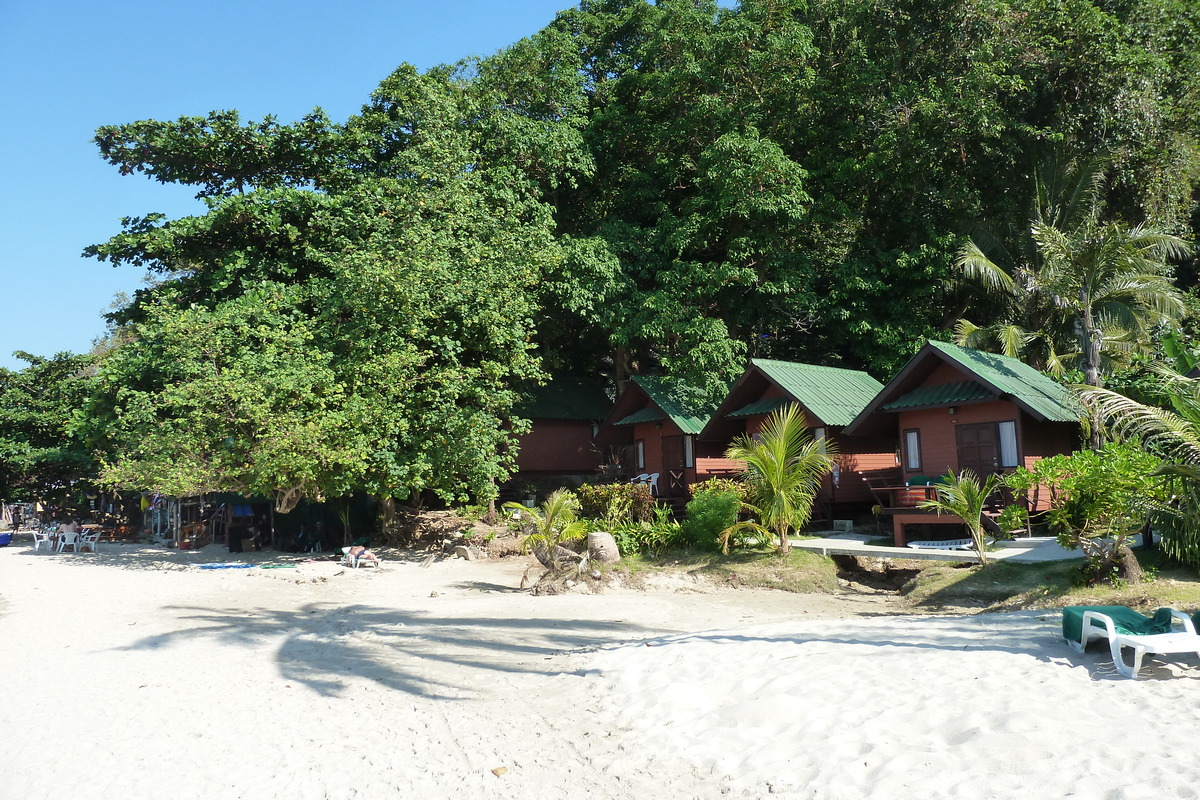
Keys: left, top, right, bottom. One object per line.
{"left": 347, "top": 545, "right": 381, "bottom": 565}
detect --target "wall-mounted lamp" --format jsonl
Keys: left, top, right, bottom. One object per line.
{"left": 948, "top": 406, "right": 957, "bottom": 416}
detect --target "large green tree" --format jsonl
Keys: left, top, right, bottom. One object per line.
{"left": 82, "top": 0, "right": 1200, "bottom": 505}
{"left": 0, "top": 352, "right": 99, "bottom": 509}
{"left": 84, "top": 60, "right": 571, "bottom": 509}
{"left": 528, "top": 0, "right": 1200, "bottom": 387}
{"left": 956, "top": 181, "right": 1192, "bottom": 387}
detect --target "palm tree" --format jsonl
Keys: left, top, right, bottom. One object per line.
{"left": 953, "top": 155, "right": 1190, "bottom": 388}
{"left": 1030, "top": 220, "right": 1189, "bottom": 388}
{"left": 720, "top": 405, "right": 835, "bottom": 554}
{"left": 504, "top": 489, "right": 587, "bottom": 570}
{"left": 917, "top": 470, "right": 1003, "bottom": 566}
{"left": 1078, "top": 370, "right": 1200, "bottom": 566}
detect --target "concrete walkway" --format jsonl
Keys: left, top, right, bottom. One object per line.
{"left": 791, "top": 531, "right": 1088, "bottom": 563}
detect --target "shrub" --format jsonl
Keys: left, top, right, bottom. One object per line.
{"left": 689, "top": 477, "right": 748, "bottom": 503}
{"left": 682, "top": 487, "right": 741, "bottom": 550}
{"left": 609, "top": 519, "right": 687, "bottom": 557}
{"left": 578, "top": 482, "right": 654, "bottom": 523}
{"left": 502, "top": 489, "right": 586, "bottom": 571}
{"left": 1004, "top": 443, "right": 1165, "bottom": 585}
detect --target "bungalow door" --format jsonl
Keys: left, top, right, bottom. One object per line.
{"left": 662, "top": 435, "right": 686, "bottom": 496}
{"left": 956, "top": 422, "right": 999, "bottom": 477}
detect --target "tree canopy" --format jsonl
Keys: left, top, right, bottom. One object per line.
{"left": 33, "top": 0, "right": 1198, "bottom": 509}
{"left": 0, "top": 352, "right": 99, "bottom": 507}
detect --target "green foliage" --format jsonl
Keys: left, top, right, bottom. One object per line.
{"left": 688, "top": 477, "right": 749, "bottom": 504}
{"left": 0, "top": 352, "right": 99, "bottom": 506}
{"left": 917, "top": 470, "right": 1005, "bottom": 565}
{"left": 1004, "top": 443, "right": 1165, "bottom": 583}
{"left": 607, "top": 517, "right": 687, "bottom": 557}
{"left": 1078, "top": 374, "right": 1200, "bottom": 567}
{"left": 722, "top": 405, "right": 835, "bottom": 553}
{"left": 681, "top": 487, "right": 741, "bottom": 551}
{"left": 577, "top": 482, "right": 653, "bottom": 524}
{"left": 503, "top": 489, "right": 587, "bottom": 568}
{"left": 77, "top": 0, "right": 1200, "bottom": 515}
{"left": 83, "top": 59, "right": 565, "bottom": 509}
{"left": 993, "top": 504, "right": 1028, "bottom": 539}
{"left": 539, "top": 0, "right": 1200, "bottom": 381}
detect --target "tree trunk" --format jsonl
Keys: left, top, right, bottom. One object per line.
{"left": 971, "top": 525, "right": 989, "bottom": 566}
{"left": 1113, "top": 544, "right": 1145, "bottom": 585}
{"left": 1077, "top": 310, "right": 1104, "bottom": 449}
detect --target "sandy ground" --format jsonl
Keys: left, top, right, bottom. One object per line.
{"left": 2, "top": 541, "right": 1199, "bottom": 800}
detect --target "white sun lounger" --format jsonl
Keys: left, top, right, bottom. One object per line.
{"left": 1068, "top": 608, "right": 1200, "bottom": 679}
{"left": 906, "top": 538, "right": 992, "bottom": 551}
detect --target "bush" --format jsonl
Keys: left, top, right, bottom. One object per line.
{"left": 689, "top": 477, "right": 748, "bottom": 502}
{"left": 609, "top": 519, "right": 687, "bottom": 556}
{"left": 578, "top": 482, "right": 654, "bottom": 523}
{"left": 682, "top": 487, "right": 741, "bottom": 550}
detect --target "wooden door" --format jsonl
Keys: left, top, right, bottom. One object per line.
{"left": 956, "top": 422, "right": 999, "bottom": 476}
{"left": 661, "top": 435, "right": 685, "bottom": 496}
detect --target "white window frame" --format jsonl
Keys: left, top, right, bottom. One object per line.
{"left": 635, "top": 439, "right": 646, "bottom": 470}
{"left": 684, "top": 435, "right": 695, "bottom": 468}
{"left": 814, "top": 427, "right": 827, "bottom": 455}
{"left": 998, "top": 420, "right": 1018, "bottom": 468}
{"left": 903, "top": 429, "right": 921, "bottom": 471}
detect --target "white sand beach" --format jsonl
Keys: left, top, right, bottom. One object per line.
{"left": 2, "top": 541, "right": 1199, "bottom": 800}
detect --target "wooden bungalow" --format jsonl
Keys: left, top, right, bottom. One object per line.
{"left": 698, "top": 359, "right": 895, "bottom": 517}
{"left": 512, "top": 377, "right": 612, "bottom": 485}
{"left": 842, "top": 340, "right": 1080, "bottom": 545}
{"left": 598, "top": 376, "right": 725, "bottom": 498}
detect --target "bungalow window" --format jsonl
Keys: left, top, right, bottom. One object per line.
{"left": 814, "top": 427, "right": 827, "bottom": 455}
{"left": 635, "top": 439, "right": 646, "bottom": 470}
{"left": 903, "top": 429, "right": 922, "bottom": 471}
{"left": 998, "top": 420, "right": 1018, "bottom": 468}
{"left": 684, "top": 435, "right": 695, "bottom": 468}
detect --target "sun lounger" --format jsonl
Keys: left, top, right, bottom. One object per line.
{"left": 1063, "top": 605, "right": 1200, "bottom": 678}
{"left": 341, "top": 546, "right": 379, "bottom": 568}
{"left": 906, "top": 538, "right": 992, "bottom": 551}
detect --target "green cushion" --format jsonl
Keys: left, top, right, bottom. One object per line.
{"left": 1062, "top": 605, "right": 1175, "bottom": 643}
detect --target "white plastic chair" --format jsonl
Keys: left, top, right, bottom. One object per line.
{"left": 31, "top": 528, "right": 55, "bottom": 553}
{"left": 1068, "top": 608, "right": 1200, "bottom": 679}
{"left": 645, "top": 472, "right": 660, "bottom": 496}
{"left": 629, "top": 473, "right": 650, "bottom": 485}
{"left": 56, "top": 531, "right": 79, "bottom": 553}
{"left": 77, "top": 529, "right": 102, "bottom": 554}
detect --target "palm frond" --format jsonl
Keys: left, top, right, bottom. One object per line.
{"left": 1076, "top": 386, "right": 1200, "bottom": 468}
{"left": 953, "top": 241, "right": 1016, "bottom": 294}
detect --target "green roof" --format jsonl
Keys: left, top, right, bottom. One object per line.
{"left": 926, "top": 340, "right": 1078, "bottom": 422}
{"left": 514, "top": 377, "right": 611, "bottom": 420}
{"left": 624, "top": 376, "right": 720, "bottom": 435}
{"left": 751, "top": 359, "right": 885, "bottom": 426}
{"left": 881, "top": 380, "right": 994, "bottom": 411}
{"left": 727, "top": 396, "right": 789, "bottom": 418}
{"left": 615, "top": 407, "right": 667, "bottom": 426}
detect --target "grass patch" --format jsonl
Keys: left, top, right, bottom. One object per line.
{"left": 902, "top": 550, "right": 1200, "bottom": 612}
{"left": 613, "top": 547, "right": 841, "bottom": 593}
{"left": 612, "top": 544, "right": 1200, "bottom": 614}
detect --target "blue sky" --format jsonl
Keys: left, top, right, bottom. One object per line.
{"left": 0, "top": 0, "right": 571, "bottom": 370}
